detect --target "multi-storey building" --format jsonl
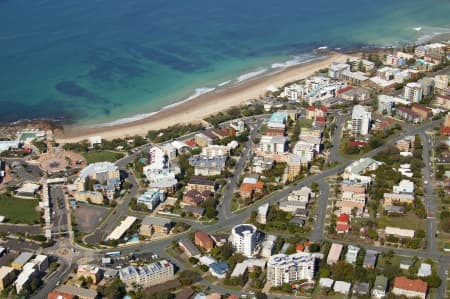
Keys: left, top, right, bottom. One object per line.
{"left": 404, "top": 82, "right": 423, "bottom": 102}
{"left": 119, "top": 260, "right": 175, "bottom": 288}
{"left": 230, "top": 224, "right": 259, "bottom": 258}
{"left": 351, "top": 105, "right": 371, "bottom": 136}
{"left": 267, "top": 253, "right": 315, "bottom": 287}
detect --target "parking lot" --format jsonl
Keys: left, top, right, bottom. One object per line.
{"left": 72, "top": 203, "right": 110, "bottom": 233}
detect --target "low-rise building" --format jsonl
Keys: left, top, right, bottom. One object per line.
{"left": 182, "top": 189, "right": 212, "bottom": 207}
{"left": 194, "top": 231, "right": 214, "bottom": 251}
{"left": 327, "top": 243, "right": 343, "bottom": 265}
{"left": 178, "top": 239, "right": 201, "bottom": 258}
{"left": 333, "top": 281, "right": 351, "bottom": 295}
{"left": 418, "top": 263, "right": 432, "bottom": 277}
{"left": 137, "top": 188, "right": 165, "bottom": 210}
{"left": 392, "top": 276, "right": 427, "bottom": 299}
{"left": 77, "top": 264, "right": 103, "bottom": 285}
{"left": 186, "top": 177, "right": 215, "bottom": 194}
{"left": 384, "top": 226, "right": 415, "bottom": 239}
{"left": 140, "top": 216, "right": 172, "bottom": 236}
{"left": 11, "top": 252, "right": 33, "bottom": 270}
{"left": 240, "top": 177, "right": 264, "bottom": 199}
{"left": 372, "top": 275, "right": 388, "bottom": 298}
{"left": 362, "top": 250, "right": 378, "bottom": 269}
{"left": 106, "top": 216, "right": 137, "bottom": 241}
{"left": 48, "top": 285, "right": 99, "bottom": 299}
{"left": 345, "top": 245, "right": 359, "bottom": 264}
{"left": 383, "top": 193, "right": 414, "bottom": 206}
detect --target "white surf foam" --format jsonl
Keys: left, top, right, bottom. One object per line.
{"left": 236, "top": 68, "right": 268, "bottom": 83}
{"left": 217, "top": 80, "right": 231, "bottom": 87}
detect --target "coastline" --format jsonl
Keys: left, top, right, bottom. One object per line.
{"left": 56, "top": 52, "right": 348, "bottom": 143}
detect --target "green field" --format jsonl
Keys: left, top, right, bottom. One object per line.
{"left": 82, "top": 150, "right": 124, "bottom": 164}
{"left": 377, "top": 213, "right": 426, "bottom": 231}
{"left": 0, "top": 194, "right": 40, "bottom": 224}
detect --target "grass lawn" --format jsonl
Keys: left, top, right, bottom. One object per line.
{"left": 377, "top": 212, "right": 426, "bottom": 231}
{"left": 82, "top": 150, "right": 124, "bottom": 164}
{"left": 0, "top": 194, "right": 40, "bottom": 224}
{"left": 297, "top": 118, "right": 313, "bottom": 128}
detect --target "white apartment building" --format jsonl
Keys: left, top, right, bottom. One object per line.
{"left": 258, "top": 136, "right": 287, "bottom": 154}
{"left": 341, "top": 191, "right": 366, "bottom": 204}
{"left": 434, "top": 75, "right": 448, "bottom": 94}
{"left": 351, "top": 105, "right": 372, "bottom": 136}
{"left": 119, "top": 260, "right": 174, "bottom": 288}
{"left": 201, "top": 145, "right": 229, "bottom": 158}
{"left": 230, "top": 224, "right": 259, "bottom": 258}
{"left": 267, "top": 253, "right": 315, "bottom": 286}
{"left": 404, "top": 82, "right": 423, "bottom": 103}
{"left": 293, "top": 141, "right": 316, "bottom": 162}
{"left": 257, "top": 203, "right": 269, "bottom": 224}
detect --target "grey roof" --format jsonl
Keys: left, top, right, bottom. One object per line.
{"left": 353, "top": 282, "right": 370, "bottom": 294}
{"left": 183, "top": 206, "right": 205, "bottom": 215}
{"left": 179, "top": 238, "right": 201, "bottom": 257}
{"left": 363, "top": 250, "right": 378, "bottom": 267}
{"left": 142, "top": 216, "right": 172, "bottom": 227}
{"left": 188, "top": 176, "right": 215, "bottom": 186}
{"left": 400, "top": 257, "right": 415, "bottom": 266}
{"left": 374, "top": 275, "right": 388, "bottom": 290}
{"left": 12, "top": 252, "right": 33, "bottom": 266}
{"left": 384, "top": 205, "right": 405, "bottom": 214}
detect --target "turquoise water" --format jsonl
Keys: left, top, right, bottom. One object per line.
{"left": 0, "top": 0, "right": 449, "bottom": 125}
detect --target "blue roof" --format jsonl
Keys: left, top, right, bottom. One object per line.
{"left": 268, "top": 112, "right": 288, "bottom": 124}
{"left": 210, "top": 262, "right": 229, "bottom": 274}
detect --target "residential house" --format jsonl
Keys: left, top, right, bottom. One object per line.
{"left": 372, "top": 275, "right": 388, "bottom": 298}
{"left": 362, "top": 250, "right": 378, "bottom": 269}
{"left": 326, "top": 243, "right": 343, "bottom": 265}
{"left": 178, "top": 239, "right": 201, "bottom": 258}
{"left": 345, "top": 245, "right": 359, "bottom": 264}
{"left": 336, "top": 213, "right": 350, "bottom": 233}
{"left": 392, "top": 276, "right": 427, "bottom": 299}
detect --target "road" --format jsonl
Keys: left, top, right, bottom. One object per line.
{"left": 221, "top": 117, "right": 266, "bottom": 220}
{"left": 421, "top": 132, "right": 438, "bottom": 253}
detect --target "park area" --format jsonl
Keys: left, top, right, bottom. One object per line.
{"left": 0, "top": 194, "right": 40, "bottom": 224}
{"left": 82, "top": 150, "right": 124, "bottom": 164}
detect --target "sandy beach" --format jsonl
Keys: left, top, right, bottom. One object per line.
{"left": 57, "top": 52, "right": 348, "bottom": 143}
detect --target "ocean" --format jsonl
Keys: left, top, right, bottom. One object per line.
{"left": 0, "top": 0, "right": 449, "bottom": 126}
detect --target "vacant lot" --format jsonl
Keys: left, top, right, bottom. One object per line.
{"left": 377, "top": 212, "right": 426, "bottom": 231}
{"left": 82, "top": 150, "right": 124, "bottom": 164}
{"left": 0, "top": 194, "right": 40, "bottom": 224}
{"left": 73, "top": 203, "right": 110, "bottom": 232}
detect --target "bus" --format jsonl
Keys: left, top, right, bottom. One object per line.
{"left": 105, "top": 251, "right": 121, "bottom": 257}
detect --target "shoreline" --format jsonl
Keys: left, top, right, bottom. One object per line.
{"left": 56, "top": 52, "right": 348, "bottom": 143}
